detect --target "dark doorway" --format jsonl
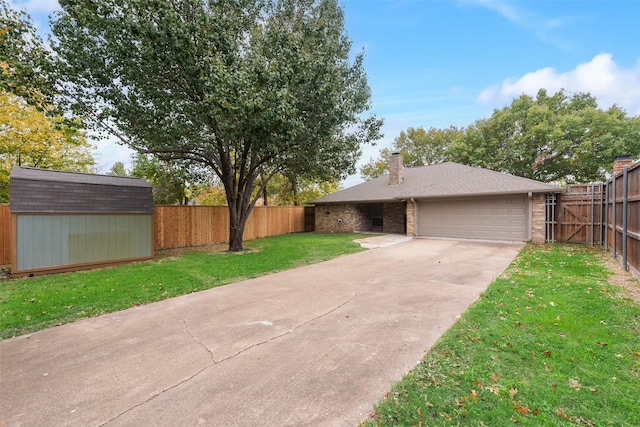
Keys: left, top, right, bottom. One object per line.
{"left": 371, "top": 204, "right": 383, "bottom": 230}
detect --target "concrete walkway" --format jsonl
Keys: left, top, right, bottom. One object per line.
{"left": 0, "top": 239, "right": 523, "bottom": 426}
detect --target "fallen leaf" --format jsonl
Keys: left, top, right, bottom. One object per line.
{"left": 543, "top": 350, "right": 552, "bottom": 357}
{"left": 470, "top": 389, "right": 478, "bottom": 403}
{"left": 557, "top": 408, "right": 570, "bottom": 420}
{"left": 568, "top": 378, "right": 581, "bottom": 390}
{"left": 484, "top": 385, "right": 499, "bottom": 395}
{"left": 597, "top": 341, "right": 608, "bottom": 347}
{"left": 509, "top": 387, "right": 518, "bottom": 398}
{"left": 491, "top": 373, "right": 499, "bottom": 382}
{"left": 512, "top": 401, "right": 530, "bottom": 415}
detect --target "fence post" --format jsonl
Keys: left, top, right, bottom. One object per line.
{"left": 590, "top": 183, "right": 595, "bottom": 246}
{"left": 612, "top": 176, "right": 617, "bottom": 259}
{"left": 604, "top": 180, "right": 609, "bottom": 250}
{"left": 622, "top": 166, "right": 629, "bottom": 271}
{"left": 599, "top": 183, "right": 604, "bottom": 245}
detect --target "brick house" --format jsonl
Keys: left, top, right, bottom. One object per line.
{"left": 313, "top": 154, "right": 564, "bottom": 242}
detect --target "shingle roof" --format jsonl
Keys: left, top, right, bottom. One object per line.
{"left": 10, "top": 166, "right": 150, "bottom": 187}
{"left": 313, "top": 162, "right": 564, "bottom": 204}
{"left": 10, "top": 167, "right": 154, "bottom": 214}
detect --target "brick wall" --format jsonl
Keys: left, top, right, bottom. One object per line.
{"left": 531, "top": 193, "right": 546, "bottom": 243}
{"left": 406, "top": 200, "right": 415, "bottom": 236}
{"left": 315, "top": 202, "right": 406, "bottom": 234}
{"left": 315, "top": 204, "right": 370, "bottom": 233}
{"left": 383, "top": 202, "right": 406, "bottom": 234}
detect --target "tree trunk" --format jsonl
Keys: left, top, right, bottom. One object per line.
{"left": 228, "top": 206, "right": 247, "bottom": 252}
{"left": 227, "top": 193, "right": 253, "bottom": 252}
{"left": 228, "top": 224, "right": 244, "bottom": 252}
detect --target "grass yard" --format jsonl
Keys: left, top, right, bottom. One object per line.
{"left": 363, "top": 244, "right": 640, "bottom": 426}
{"left": 0, "top": 233, "right": 364, "bottom": 340}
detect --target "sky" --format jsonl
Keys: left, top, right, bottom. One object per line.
{"left": 11, "top": 0, "right": 640, "bottom": 187}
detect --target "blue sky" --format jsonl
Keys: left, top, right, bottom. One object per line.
{"left": 12, "top": 0, "right": 640, "bottom": 186}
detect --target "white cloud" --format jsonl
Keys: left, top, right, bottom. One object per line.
{"left": 460, "top": 0, "right": 574, "bottom": 50}
{"left": 463, "top": 0, "right": 524, "bottom": 24}
{"left": 478, "top": 53, "right": 640, "bottom": 116}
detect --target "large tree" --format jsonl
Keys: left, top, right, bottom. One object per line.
{"left": 52, "top": 0, "right": 382, "bottom": 251}
{"left": 451, "top": 89, "right": 640, "bottom": 183}
{"left": 361, "top": 89, "right": 639, "bottom": 183}
{"left": 130, "top": 153, "right": 195, "bottom": 205}
{"left": 360, "top": 126, "right": 463, "bottom": 180}
{"left": 0, "top": 92, "right": 95, "bottom": 201}
{"left": 0, "top": 2, "right": 95, "bottom": 201}
{"left": 0, "top": 1, "right": 54, "bottom": 109}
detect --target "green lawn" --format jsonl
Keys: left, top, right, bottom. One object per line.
{"left": 363, "top": 244, "right": 640, "bottom": 426}
{"left": 0, "top": 233, "right": 364, "bottom": 339}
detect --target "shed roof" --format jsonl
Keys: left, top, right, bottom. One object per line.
{"left": 10, "top": 167, "right": 154, "bottom": 214}
{"left": 313, "top": 162, "right": 564, "bottom": 204}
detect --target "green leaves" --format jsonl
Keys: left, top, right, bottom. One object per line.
{"left": 0, "top": 1, "right": 54, "bottom": 109}
{"left": 53, "top": 0, "right": 381, "bottom": 249}
{"left": 361, "top": 89, "right": 640, "bottom": 184}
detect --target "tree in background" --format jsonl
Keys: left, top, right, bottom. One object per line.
{"left": 0, "top": 2, "right": 94, "bottom": 201}
{"left": 107, "top": 161, "right": 128, "bottom": 176}
{"left": 451, "top": 90, "right": 640, "bottom": 183}
{"left": 53, "top": 0, "right": 382, "bottom": 251}
{"left": 361, "top": 89, "right": 640, "bottom": 184}
{"left": 194, "top": 183, "right": 227, "bottom": 206}
{"left": 130, "top": 153, "right": 195, "bottom": 205}
{"left": 0, "top": 92, "right": 94, "bottom": 202}
{"left": 266, "top": 173, "right": 340, "bottom": 206}
{"left": 0, "top": 1, "right": 54, "bottom": 109}
{"left": 360, "top": 126, "right": 463, "bottom": 179}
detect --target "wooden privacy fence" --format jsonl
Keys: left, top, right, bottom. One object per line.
{"left": 0, "top": 205, "right": 306, "bottom": 265}
{"left": 554, "top": 161, "right": 640, "bottom": 277}
{"left": 555, "top": 184, "right": 605, "bottom": 245}
{"left": 0, "top": 204, "right": 9, "bottom": 265}
{"left": 154, "top": 205, "right": 306, "bottom": 249}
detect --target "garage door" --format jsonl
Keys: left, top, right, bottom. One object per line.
{"left": 417, "top": 196, "right": 528, "bottom": 241}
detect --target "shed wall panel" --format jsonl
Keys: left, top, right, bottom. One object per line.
{"left": 16, "top": 214, "right": 152, "bottom": 271}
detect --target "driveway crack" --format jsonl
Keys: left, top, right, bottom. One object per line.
{"left": 101, "top": 284, "right": 368, "bottom": 425}
{"left": 179, "top": 318, "right": 217, "bottom": 362}
{"left": 218, "top": 281, "right": 369, "bottom": 363}
{"left": 100, "top": 315, "right": 218, "bottom": 425}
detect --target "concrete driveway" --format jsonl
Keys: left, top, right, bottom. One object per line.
{"left": 0, "top": 238, "right": 522, "bottom": 426}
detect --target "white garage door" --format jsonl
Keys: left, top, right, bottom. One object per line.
{"left": 417, "top": 196, "right": 528, "bottom": 241}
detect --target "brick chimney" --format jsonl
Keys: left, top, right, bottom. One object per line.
{"left": 389, "top": 152, "right": 403, "bottom": 186}
{"left": 613, "top": 154, "right": 633, "bottom": 175}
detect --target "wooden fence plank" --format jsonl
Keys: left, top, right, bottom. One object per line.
{"left": 556, "top": 163, "right": 639, "bottom": 278}
{"left": 0, "top": 204, "right": 9, "bottom": 265}
{"left": 154, "top": 205, "right": 305, "bottom": 250}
